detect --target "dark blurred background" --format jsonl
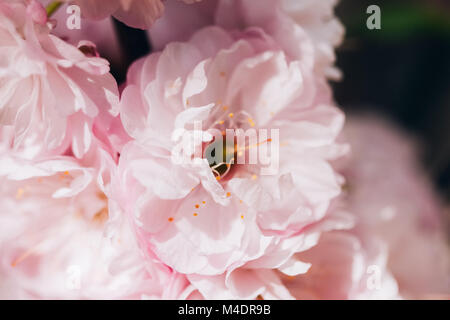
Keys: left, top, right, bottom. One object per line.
{"left": 334, "top": 0, "right": 450, "bottom": 202}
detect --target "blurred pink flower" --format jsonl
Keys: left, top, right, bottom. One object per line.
{"left": 0, "top": 0, "right": 120, "bottom": 159}
{"left": 66, "top": 0, "right": 164, "bottom": 29}
{"left": 282, "top": 230, "right": 400, "bottom": 300}
{"left": 117, "top": 24, "right": 347, "bottom": 299}
{"left": 280, "top": 196, "right": 401, "bottom": 300}
{"left": 66, "top": 0, "right": 205, "bottom": 29}
{"left": 340, "top": 115, "right": 450, "bottom": 298}
{"left": 277, "top": 115, "right": 449, "bottom": 300}
{"left": 39, "top": 1, "right": 123, "bottom": 67}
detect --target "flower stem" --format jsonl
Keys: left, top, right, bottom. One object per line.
{"left": 46, "top": 1, "right": 63, "bottom": 18}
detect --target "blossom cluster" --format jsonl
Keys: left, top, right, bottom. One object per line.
{"left": 0, "top": 0, "right": 448, "bottom": 299}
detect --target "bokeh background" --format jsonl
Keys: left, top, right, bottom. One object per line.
{"left": 334, "top": 0, "right": 450, "bottom": 202}
{"left": 334, "top": 0, "right": 450, "bottom": 239}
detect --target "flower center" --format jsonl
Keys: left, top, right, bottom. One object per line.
{"left": 203, "top": 136, "right": 237, "bottom": 180}
{"left": 202, "top": 107, "right": 262, "bottom": 180}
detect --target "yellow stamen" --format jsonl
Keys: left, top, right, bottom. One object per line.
{"left": 236, "top": 138, "right": 273, "bottom": 153}
{"left": 96, "top": 191, "right": 107, "bottom": 200}
{"left": 92, "top": 207, "right": 109, "bottom": 223}
{"left": 11, "top": 250, "right": 33, "bottom": 267}
{"left": 16, "top": 188, "right": 25, "bottom": 200}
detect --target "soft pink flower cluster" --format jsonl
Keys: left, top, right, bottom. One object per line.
{"left": 0, "top": 0, "right": 448, "bottom": 299}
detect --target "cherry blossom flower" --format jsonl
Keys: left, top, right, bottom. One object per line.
{"left": 0, "top": 0, "right": 120, "bottom": 159}
{"left": 117, "top": 25, "right": 347, "bottom": 299}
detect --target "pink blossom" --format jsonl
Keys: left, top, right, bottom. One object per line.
{"left": 117, "top": 25, "right": 347, "bottom": 299}
{"left": 0, "top": 0, "right": 120, "bottom": 159}
{"left": 340, "top": 115, "right": 450, "bottom": 298}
